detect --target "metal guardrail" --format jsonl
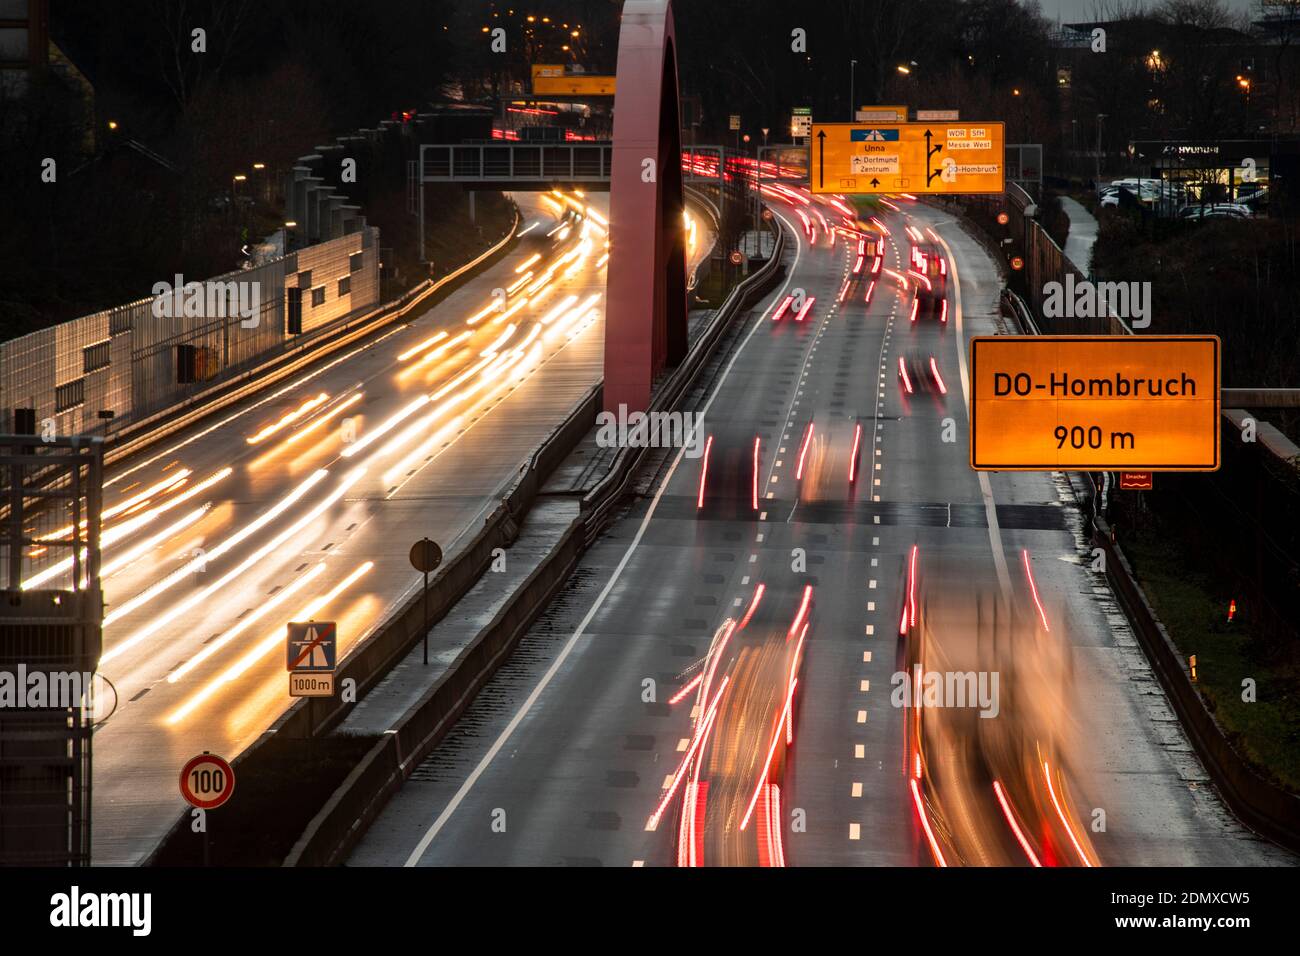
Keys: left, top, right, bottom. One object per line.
{"left": 1222, "top": 389, "right": 1300, "bottom": 409}
{"left": 1094, "top": 517, "right": 1300, "bottom": 853}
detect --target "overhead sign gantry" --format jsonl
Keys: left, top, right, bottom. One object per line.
{"left": 809, "top": 121, "right": 1005, "bottom": 195}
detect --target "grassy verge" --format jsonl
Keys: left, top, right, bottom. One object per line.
{"left": 1120, "top": 520, "right": 1300, "bottom": 794}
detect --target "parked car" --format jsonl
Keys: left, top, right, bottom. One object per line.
{"left": 1236, "top": 183, "right": 1269, "bottom": 210}
{"left": 1178, "top": 203, "right": 1251, "bottom": 220}
{"left": 1100, "top": 186, "right": 1142, "bottom": 209}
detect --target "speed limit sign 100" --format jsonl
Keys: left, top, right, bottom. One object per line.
{"left": 179, "top": 752, "right": 236, "bottom": 810}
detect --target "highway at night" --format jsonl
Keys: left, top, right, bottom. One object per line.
{"left": 2, "top": 0, "right": 1297, "bottom": 940}
{"left": 351, "top": 193, "right": 1290, "bottom": 868}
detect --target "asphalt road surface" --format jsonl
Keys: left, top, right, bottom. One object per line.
{"left": 350, "top": 192, "right": 1293, "bottom": 868}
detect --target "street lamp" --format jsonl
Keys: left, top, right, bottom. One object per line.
{"left": 850, "top": 59, "right": 857, "bottom": 121}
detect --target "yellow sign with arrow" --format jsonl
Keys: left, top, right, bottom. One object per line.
{"left": 809, "top": 121, "right": 1005, "bottom": 195}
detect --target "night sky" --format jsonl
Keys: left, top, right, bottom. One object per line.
{"left": 1038, "top": 0, "right": 1261, "bottom": 25}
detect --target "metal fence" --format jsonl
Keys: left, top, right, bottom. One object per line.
{"left": 419, "top": 143, "right": 614, "bottom": 183}
{"left": 0, "top": 229, "right": 381, "bottom": 443}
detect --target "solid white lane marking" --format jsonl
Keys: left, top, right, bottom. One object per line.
{"left": 930, "top": 223, "right": 1012, "bottom": 598}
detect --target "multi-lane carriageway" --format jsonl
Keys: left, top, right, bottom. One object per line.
{"left": 53, "top": 190, "right": 713, "bottom": 865}
{"left": 352, "top": 188, "right": 1294, "bottom": 868}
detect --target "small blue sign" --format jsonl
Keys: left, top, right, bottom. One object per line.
{"left": 287, "top": 621, "right": 337, "bottom": 672}
{"left": 851, "top": 129, "right": 900, "bottom": 142}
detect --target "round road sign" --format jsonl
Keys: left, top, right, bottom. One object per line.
{"left": 729, "top": 250, "right": 743, "bottom": 265}
{"left": 180, "top": 752, "right": 235, "bottom": 810}
{"left": 409, "top": 537, "right": 443, "bottom": 574}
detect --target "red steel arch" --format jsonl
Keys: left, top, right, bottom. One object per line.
{"left": 605, "top": 0, "right": 688, "bottom": 413}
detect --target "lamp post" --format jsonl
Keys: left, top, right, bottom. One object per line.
{"left": 251, "top": 162, "right": 269, "bottom": 203}
{"left": 850, "top": 59, "right": 857, "bottom": 121}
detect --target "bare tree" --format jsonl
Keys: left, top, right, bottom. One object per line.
{"left": 152, "top": 0, "right": 254, "bottom": 111}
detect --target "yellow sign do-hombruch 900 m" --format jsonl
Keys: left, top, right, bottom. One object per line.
{"left": 808, "top": 121, "right": 1005, "bottom": 195}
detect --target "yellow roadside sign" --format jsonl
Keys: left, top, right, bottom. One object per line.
{"left": 531, "top": 64, "right": 615, "bottom": 96}
{"left": 809, "top": 121, "right": 1005, "bottom": 194}
{"left": 969, "top": 336, "right": 1221, "bottom": 472}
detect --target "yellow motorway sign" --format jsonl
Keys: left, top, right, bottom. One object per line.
{"left": 969, "top": 336, "right": 1221, "bottom": 472}
{"left": 809, "top": 121, "right": 1005, "bottom": 195}
{"left": 533, "top": 74, "right": 615, "bottom": 96}
{"left": 531, "top": 64, "right": 615, "bottom": 96}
